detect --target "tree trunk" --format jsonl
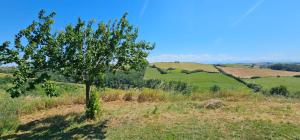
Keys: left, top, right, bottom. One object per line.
{"left": 85, "top": 83, "right": 91, "bottom": 107}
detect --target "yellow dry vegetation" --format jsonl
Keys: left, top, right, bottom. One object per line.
{"left": 219, "top": 66, "right": 300, "bottom": 78}
{"left": 153, "top": 62, "right": 219, "bottom": 72}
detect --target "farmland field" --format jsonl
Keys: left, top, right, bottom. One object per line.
{"left": 218, "top": 66, "right": 300, "bottom": 78}
{"left": 144, "top": 67, "right": 249, "bottom": 92}
{"left": 152, "top": 62, "right": 219, "bottom": 72}
{"left": 245, "top": 77, "right": 300, "bottom": 93}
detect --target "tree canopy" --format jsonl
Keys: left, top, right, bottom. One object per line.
{"left": 0, "top": 10, "right": 154, "bottom": 109}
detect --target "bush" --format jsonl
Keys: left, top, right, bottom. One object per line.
{"left": 250, "top": 76, "right": 261, "bottom": 79}
{"left": 86, "top": 91, "right": 101, "bottom": 119}
{"left": 105, "top": 69, "right": 145, "bottom": 89}
{"left": 150, "top": 65, "right": 157, "bottom": 68}
{"left": 247, "top": 83, "right": 262, "bottom": 92}
{"left": 161, "top": 81, "right": 192, "bottom": 94}
{"left": 42, "top": 81, "right": 59, "bottom": 97}
{"left": 167, "top": 67, "right": 176, "bottom": 71}
{"left": 269, "top": 85, "right": 289, "bottom": 97}
{"left": 293, "top": 75, "right": 300, "bottom": 78}
{"left": 181, "top": 69, "right": 204, "bottom": 74}
{"left": 156, "top": 68, "right": 168, "bottom": 74}
{"left": 210, "top": 85, "right": 221, "bottom": 93}
{"left": 144, "top": 79, "right": 162, "bottom": 89}
{"left": 181, "top": 70, "right": 190, "bottom": 74}
{"left": 0, "top": 98, "right": 20, "bottom": 135}
{"left": 144, "top": 79, "right": 192, "bottom": 94}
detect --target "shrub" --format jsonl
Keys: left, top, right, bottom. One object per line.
{"left": 269, "top": 85, "right": 289, "bottom": 97}
{"left": 0, "top": 98, "right": 20, "bottom": 135}
{"left": 104, "top": 69, "right": 145, "bottom": 89}
{"left": 181, "top": 70, "right": 190, "bottom": 74}
{"left": 250, "top": 76, "right": 261, "bottom": 79}
{"left": 144, "top": 79, "right": 162, "bottom": 89}
{"left": 181, "top": 69, "right": 204, "bottom": 74}
{"left": 247, "top": 83, "right": 262, "bottom": 92}
{"left": 167, "top": 67, "right": 176, "bottom": 71}
{"left": 156, "top": 68, "right": 168, "bottom": 74}
{"left": 210, "top": 85, "right": 221, "bottom": 93}
{"left": 161, "top": 81, "right": 192, "bottom": 94}
{"left": 150, "top": 65, "right": 157, "bottom": 68}
{"left": 293, "top": 75, "right": 300, "bottom": 78}
{"left": 42, "top": 81, "right": 59, "bottom": 97}
{"left": 174, "top": 61, "right": 180, "bottom": 63}
{"left": 191, "top": 69, "right": 204, "bottom": 73}
{"left": 86, "top": 91, "right": 101, "bottom": 119}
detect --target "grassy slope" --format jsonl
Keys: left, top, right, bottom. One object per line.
{"left": 1, "top": 72, "right": 300, "bottom": 139}
{"left": 245, "top": 77, "right": 300, "bottom": 93}
{"left": 2, "top": 95, "right": 300, "bottom": 139}
{"left": 153, "top": 62, "right": 219, "bottom": 72}
{"left": 145, "top": 67, "right": 249, "bottom": 92}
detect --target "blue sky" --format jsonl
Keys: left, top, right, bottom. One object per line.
{"left": 1, "top": 0, "right": 300, "bottom": 63}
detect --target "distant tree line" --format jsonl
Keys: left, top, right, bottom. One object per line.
{"left": 268, "top": 64, "right": 300, "bottom": 72}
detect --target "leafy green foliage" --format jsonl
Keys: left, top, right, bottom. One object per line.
{"left": 0, "top": 10, "right": 154, "bottom": 119}
{"left": 247, "top": 83, "right": 262, "bottom": 92}
{"left": 210, "top": 85, "right": 221, "bottom": 93}
{"left": 181, "top": 69, "right": 204, "bottom": 74}
{"left": 269, "top": 85, "right": 289, "bottom": 97}
{"left": 268, "top": 63, "right": 300, "bottom": 72}
{"left": 105, "top": 70, "right": 145, "bottom": 89}
{"left": 85, "top": 91, "right": 101, "bottom": 119}
{"left": 42, "top": 81, "right": 59, "bottom": 97}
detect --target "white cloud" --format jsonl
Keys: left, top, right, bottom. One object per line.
{"left": 232, "top": 0, "right": 265, "bottom": 26}
{"left": 140, "top": 0, "right": 149, "bottom": 18}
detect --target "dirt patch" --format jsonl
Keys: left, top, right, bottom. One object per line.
{"left": 219, "top": 66, "right": 300, "bottom": 78}
{"left": 20, "top": 104, "right": 85, "bottom": 124}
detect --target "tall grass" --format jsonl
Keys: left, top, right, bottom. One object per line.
{"left": 0, "top": 96, "right": 20, "bottom": 135}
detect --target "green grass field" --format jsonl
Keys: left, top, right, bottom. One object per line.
{"left": 245, "top": 77, "right": 300, "bottom": 93}
{"left": 2, "top": 68, "right": 300, "bottom": 139}
{"left": 152, "top": 62, "right": 219, "bottom": 72}
{"left": 145, "top": 67, "right": 249, "bottom": 92}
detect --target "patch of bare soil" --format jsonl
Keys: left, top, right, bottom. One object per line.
{"left": 20, "top": 104, "right": 85, "bottom": 124}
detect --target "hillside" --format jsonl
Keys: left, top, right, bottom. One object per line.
{"left": 144, "top": 66, "right": 249, "bottom": 92}
{"left": 152, "top": 62, "right": 219, "bottom": 72}
{"left": 218, "top": 66, "right": 300, "bottom": 78}
{"left": 1, "top": 62, "right": 300, "bottom": 139}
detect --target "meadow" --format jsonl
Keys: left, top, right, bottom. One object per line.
{"left": 245, "top": 77, "right": 300, "bottom": 94}
{"left": 145, "top": 63, "right": 249, "bottom": 92}
{"left": 1, "top": 63, "right": 300, "bottom": 139}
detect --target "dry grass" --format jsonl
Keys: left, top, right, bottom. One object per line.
{"left": 218, "top": 66, "right": 300, "bottom": 78}
{"left": 2, "top": 92, "right": 300, "bottom": 139}
{"left": 152, "top": 62, "right": 219, "bottom": 72}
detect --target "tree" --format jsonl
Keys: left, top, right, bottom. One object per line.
{"left": 0, "top": 10, "right": 56, "bottom": 97}
{"left": 53, "top": 13, "right": 154, "bottom": 109}
{"left": 0, "top": 10, "right": 154, "bottom": 118}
